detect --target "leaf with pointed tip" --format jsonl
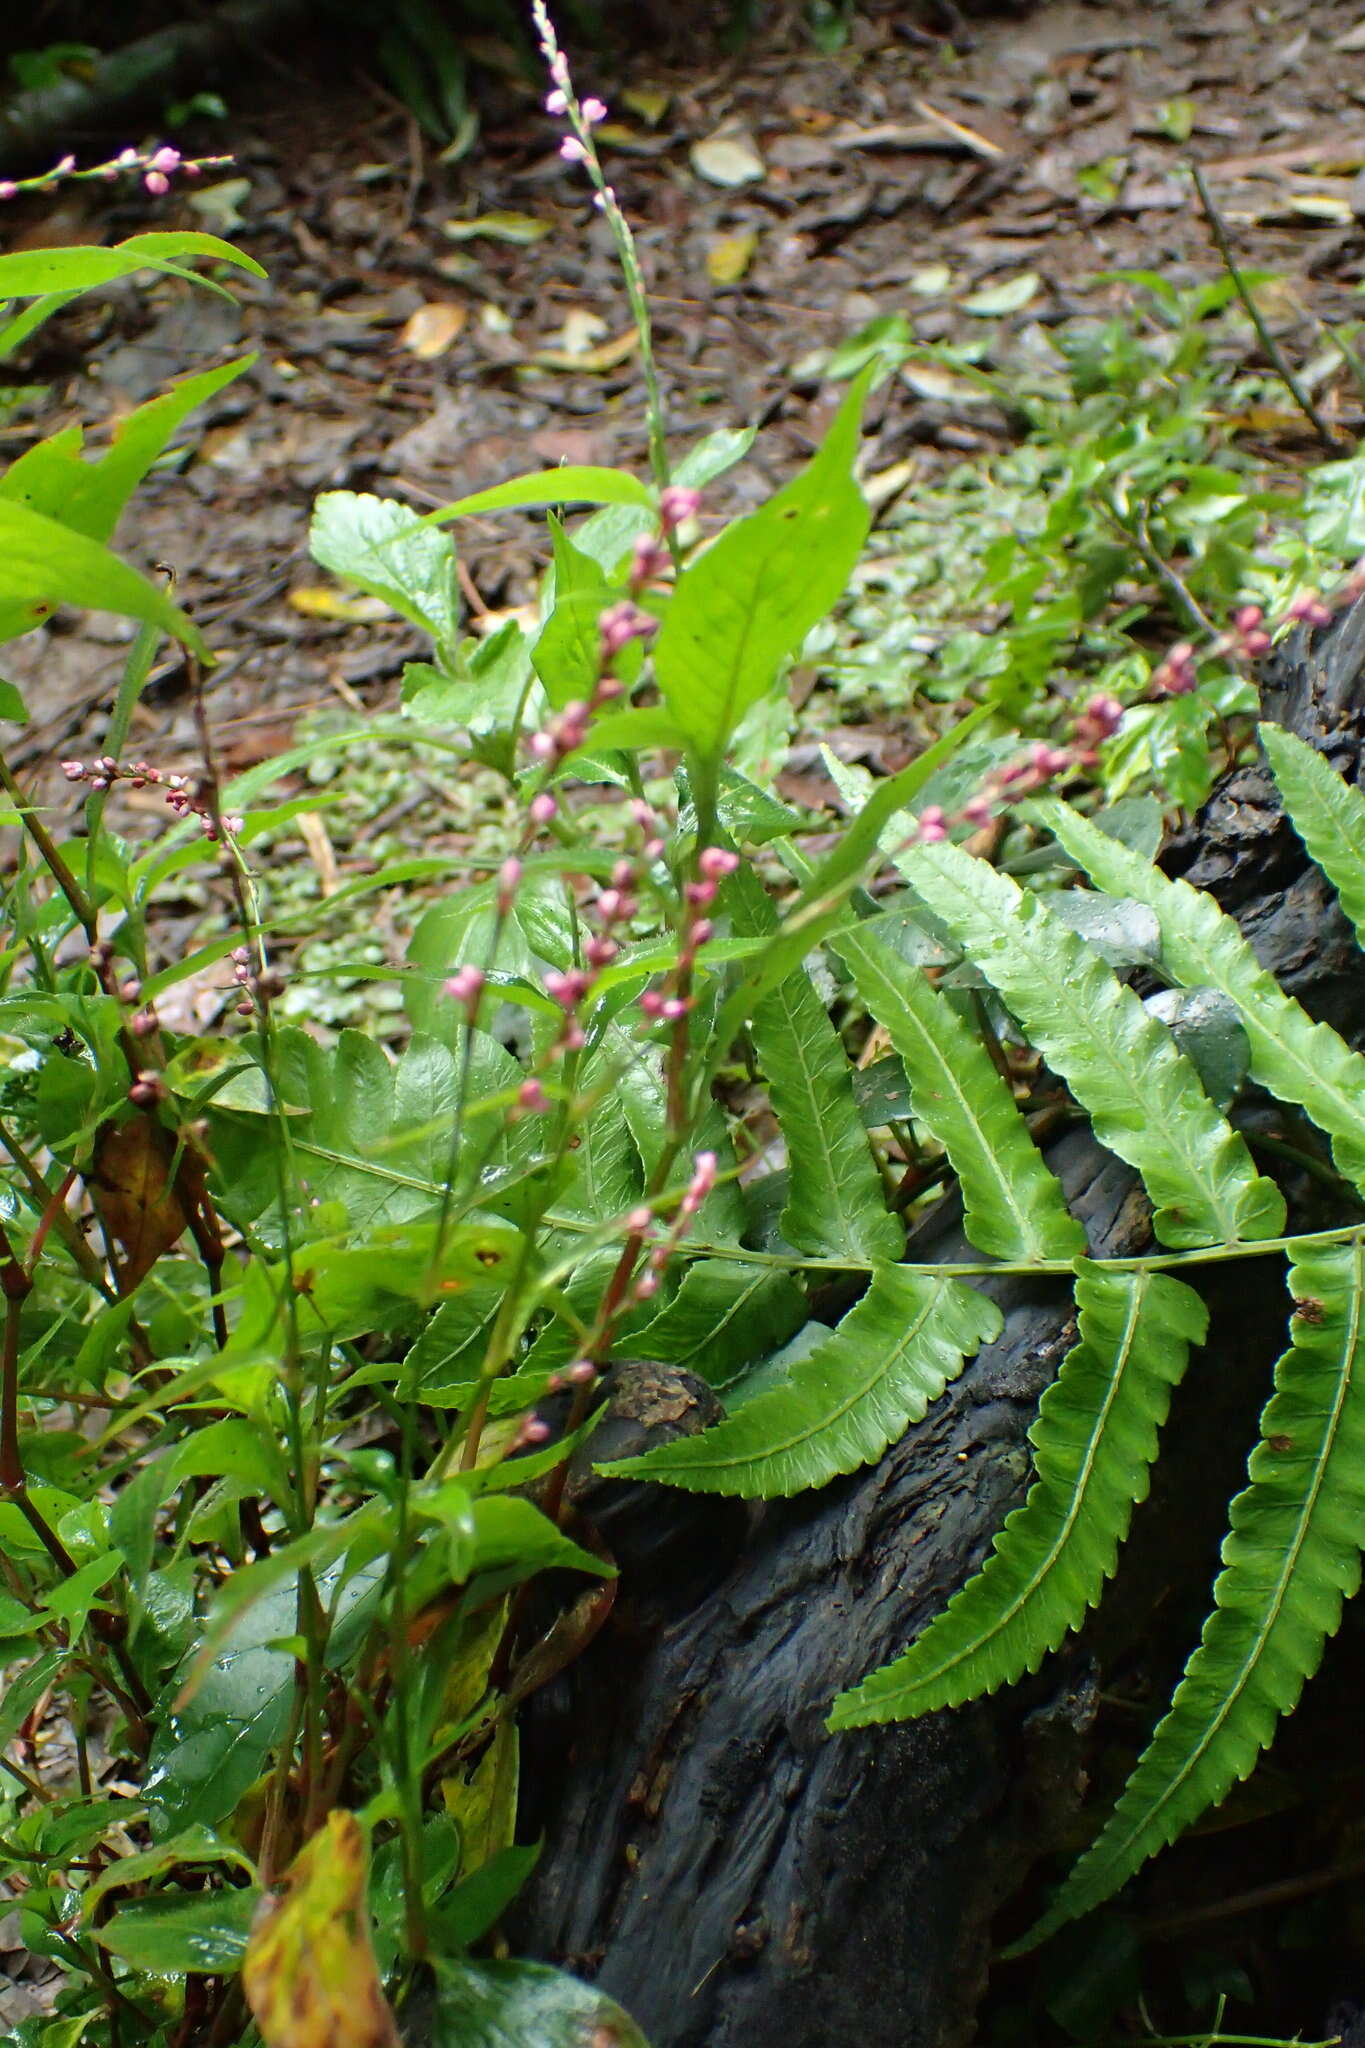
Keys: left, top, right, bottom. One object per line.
{"left": 1035, "top": 797, "right": 1365, "bottom": 1199}
{"left": 899, "top": 840, "right": 1285, "bottom": 1249}
{"left": 1017, "top": 1238, "right": 1365, "bottom": 1949}
{"left": 1260, "top": 723, "right": 1365, "bottom": 948}
{"left": 833, "top": 921, "right": 1083, "bottom": 1262}
{"left": 831, "top": 1263, "right": 1207, "bottom": 1727}
{"left": 597, "top": 1265, "right": 1001, "bottom": 1497}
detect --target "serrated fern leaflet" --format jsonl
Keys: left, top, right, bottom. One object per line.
{"left": 1260, "top": 722, "right": 1365, "bottom": 950}
{"left": 1035, "top": 797, "right": 1365, "bottom": 1199}
{"left": 899, "top": 840, "right": 1286, "bottom": 1249}
{"left": 1018, "top": 1237, "right": 1365, "bottom": 1948}
{"left": 833, "top": 922, "right": 1083, "bottom": 1263}
{"left": 596, "top": 1265, "right": 1002, "bottom": 1498}
{"left": 829, "top": 1264, "right": 1207, "bottom": 1728}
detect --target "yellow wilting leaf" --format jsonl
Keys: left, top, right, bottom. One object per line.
{"left": 706, "top": 230, "right": 759, "bottom": 285}
{"left": 287, "top": 586, "right": 391, "bottom": 622}
{"left": 87, "top": 1113, "right": 188, "bottom": 1291}
{"left": 400, "top": 302, "right": 468, "bottom": 359}
{"left": 530, "top": 325, "right": 641, "bottom": 373}
{"left": 243, "top": 1813, "right": 398, "bottom": 2048}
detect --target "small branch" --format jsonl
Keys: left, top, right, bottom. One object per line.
{"left": 1190, "top": 160, "right": 1349, "bottom": 455}
{"left": 1096, "top": 488, "right": 1216, "bottom": 638}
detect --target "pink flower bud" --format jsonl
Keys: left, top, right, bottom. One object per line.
{"left": 517, "top": 1417, "right": 552, "bottom": 1447}
{"left": 690, "top": 918, "right": 714, "bottom": 946}
{"left": 625, "top": 1205, "right": 654, "bottom": 1233}
{"left": 593, "top": 675, "right": 624, "bottom": 704}
{"left": 585, "top": 935, "right": 618, "bottom": 967}
{"left": 640, "top": 990, "right": 666, "bottom": 1019}
{"left": 633, "top": 1272, "right": 659, "bottom": 1301}
{"left": 698, "top": 847, "right": 739, "bottom": 881}
{"left": 61, "top": 759, "right": 85, "bottom": 780}
{"left": 443, "top": 965, "right": 485, "bottom": 1006}
{"left": 659, "top": 485, "right": 701, "bottom": 532}
{"left": 545, "top": 88, "right": 568, "bottom": 113}
{"left": 628, "top": 801, "right": 655, "bottom": 833}
{"left": 1287, "top": 591, "right": 1332, "bottom": 628}
{"left": 132, "top": 1008, "right": 160, "bottom": 1037}
{"left": 568, "top": 1359, "right": 598, "bottom": 1384}
{"left": 599, "top": 600, "right": 658, "bottom": 659}
{"left": 630, "top": 536, "right": 671, "bottom": 589}
{"left": 117, "top": 147, "right": 140, "bottom": 167}
{"left": 560, "top": 135, "right": 587, "bottom": 163}
{"left": 1083, "top": 693, "right": 1124, "bottom": 738}
{"left": 1234, "top": 605, "right": 1263, "bottom": 633}
{"left": 55, "top": 155, "right": 75, "bottom": 175}
{"left": 149, "top": 146, "right": 182, "bottom": 173}
{"left": 0, "top": 183, "right": 16, "bottom": 201}
{"left": 518, "top": 1078, "right": 550, "bottom": 1113}
{"left": 497, "top": 856, "right": 522, "bottom": 912}
{"left": 581, "top": 97, "right": 608, "bottom": 124}
{"left": 144, "top": 172, "right": 170, "bottom": 196}
{"left": 529, "top": 792, "right": 557, "bottom": 825}
{"left": 917, "top": 806, "right": 948, "bottom": 843}
{"left": 685, "top": 879, "right": 717, "bottom": 907}
{"left": 661, "top": 996, "right": 691, "bottom": 1021}
{"left": 528, "top": 731, "right": 557, "bottom": 761}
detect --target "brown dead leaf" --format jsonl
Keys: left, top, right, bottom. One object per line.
{"left": 88, "top": 1114, "right": 188, "bottom": 1291}
{"left": 244, "top": 1813, "right": 398, "bottom": 2048}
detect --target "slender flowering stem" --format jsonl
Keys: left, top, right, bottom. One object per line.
{"left": 0, "top": 144, "right": 229, "bottom": 202}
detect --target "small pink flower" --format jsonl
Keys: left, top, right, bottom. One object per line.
{"left": 444, "top": 965, "right": 485, "bottom": 1006}
{"left": 54, "top": 155, "right": 76, "bottom": 175}
{"left": 699, "top": 847, "right": 740, "bottom": 881}
{"left": 560, "top": 135, "right": 587, "bottom": 163}
{"left": 1082, "top": 693, "right": 1124, "bottom": 739}
{"left": 567, "top": 1359, "right": 598, "bottom": 1384}
{"left": 659, "top": 485, "right": 701, "bottom": 532}
{"left": 1287, "top": 591, "right": 1332, "bottom": 628}
{"left": 592, "top": 187, "right": 615, "bottom": 212}
{"left": 545, "top": 88, "right": 568, "bottom": 114}
{"left": 0, "top": 182, "right": 17, "bottom": 201}
{"left": 630, "top": 535, "right": 671, "bottom": 590}
{"left": 961, "top": 794, "right": 995, "bottom": 830}
{"left": 529, "top": 792, "right": 557, "bottom": 825}
{"left": 639, "top": 990, "right": 667, "bottom": 1019}
{"left": 518, "top": 1078, "right": 550, "bottom": 1113}
{"left": 148, "top": 145, "right": 182, "bottom": 173}
{"left": 917, "top": 806, "right": 948, "bottom": 843}
{"left": 61, "top": 759, "right": 85, "bottom": 780}
{"left": 497, "top": 856, "right": 523, "bottom": 912}
{"left": 625, "top": 1205, "right": 654, "bottom": 1233}
{"left": 117, "top": 147, "right": 140, "bottom": 167}
{"left": 689, "top": 918, "right": 714, "bottom": 947}
{"left": 599, "top": 600, "right": 658, "bottom": 659}
{"left": 517, "top": 1417, "right": 552, "bottom": 1448}
{"left": 144, "top": 171, "right": 170, "bottom": 196}
{"left": 581, "top": 97, "right": 608, "bottom": 125}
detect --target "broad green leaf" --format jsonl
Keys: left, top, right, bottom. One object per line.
{"left": 599, "top": 1264, "right": 1002, "bottom": 1497}
{"left": 831, "top": 1265, "right": 1207, "bottom": 1726}
{"left": 0, "top": 675, "right": 28, "bottom": 722}
{"left": 310, "top": 493, "right": 459, "bottom": 656}
{"left": 92, "top": 1887, "right": 260, "bottom": 1973}
{"left": 1019, "top": 1239, "right": 1365, "bottom": 1947}
{"left": 532, "top": 515, "right": 612, "bottom": 709}
{"left": 244, "top": 1813, "right": 398, "bottom": 2047}
{"left": 81, "top": 1826, "right": 255, "bottom": 1914}
{"left": 571, "top": 424, "right": 758, "bottom": 572}
{"left": 0, "top": 356, "right": 251, "bottom": 543}
{"left": 731, "top": 868, "right": 902, "bottom": 1263}
{"left": 834, "top": 921, "right": 1083, "bottom": 1262}
{"left": 0, "top": 1651, "right": 65, "bottom": 1751}
{"left": 419, "top": 465, "right": 653, "bottom": 524}
{"left": 1260, "top": 723, "right": 1365, "bottom": 948}
{"left": 653, "top": 370, "right": 872, "bottom": 757}
{"left": 901, "top": 840, "right": 1286, "bottom": 1249}
{"left": 555, "top": 1079, "right": 643, "bottom": 1224}
{"left": 112, "top": 1419, "right": 292, "bottom": 1596}
{"left": 0, "top": 501, "right": 208, "bottom": 650}
{"left": 0, "top": 231, "right": 265, "bottom": 300}
{"left": 421, "top": 1958, "right": 649, "bottom": 2048}
{"left": 1036, "top": 797, "right": 1365, "bottom": 1199}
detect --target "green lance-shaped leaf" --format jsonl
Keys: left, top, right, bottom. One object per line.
{"left": 1018, "top": 1237, "right": 1365, "bottom": 1949}
{"left": 730, "top": 871, "right": 902, "bottom": 1264}
{"left": 1036, "top": 797, "right": 1365, "bottom": 1199}
{"left": 900, "top": 841, "right": 1286, "bottom": 1250}
{"left": 597, "top": 1264, "right": 1002, "bottom": 1498}
{"left": 830, "top": 1263, "right": 1207, "bottom": 1728}
{"left": 1261, "top": 723, "right": 1365, "bottom": 949}
{"left": 653, "top": 369, "right": 872, "bottom": 759}
{"left": 833, "top": 922, "right": 1084, "bottom": 1263}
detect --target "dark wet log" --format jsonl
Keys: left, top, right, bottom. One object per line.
{"left": 506, "top": 599, "right": 1365, "bottom": 2048}
{"left": 0, "top": 0, "right": 314, "bottom": 170}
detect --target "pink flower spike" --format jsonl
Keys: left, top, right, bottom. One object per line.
{"left": 529, "top": 792, "right": 557, "bottom": 825}
{"left": 659, "top": 485, "right": 701, "bottom": 533}
{"left": 144, "top": 171, "right": 170, "bottom": 195}
{"left": 560, "top": 135, "right": 588, "bottom": 163}
{"left": 545, "top": 88, "right": 568, "bottom": 113}
{"left": 581, "top": 97, "right": 608, "bottom": 124}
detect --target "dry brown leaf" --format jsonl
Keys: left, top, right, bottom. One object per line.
{"left": 88, "top": 1114, "right": 188, "bottom": 1291}
{"left": 296, "top": 811, "right": 339, "bottom": 897}
{"left": 244, "top": 1814, "right": 398, "bottom": 2048}
{"left": 530, "top": 325, "right": 641, "bottom": 373}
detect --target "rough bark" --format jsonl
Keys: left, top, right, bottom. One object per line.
{"left": 508, "top": 599, "right": 1365, "bottom": 2048}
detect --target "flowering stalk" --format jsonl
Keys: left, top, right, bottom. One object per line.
{"left": 0, "top": 143, "right": 229, "bottom": 202}
{"left": 530, "top": 1, "right": 672, "bottom": 497}
{"left": 61, "top": 753, "right": 243, "bottom": 843}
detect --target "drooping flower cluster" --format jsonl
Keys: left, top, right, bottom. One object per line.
{"left": 1150, "top": 561, "right": 1365, "bottom": 698}
{"left": 61, "top": 755, "right": 242, "bottom": 842}
{"left": 0, "top": 143, "right": 229, "bottom": 202}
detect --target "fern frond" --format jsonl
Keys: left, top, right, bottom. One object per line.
{"left": 1036, "top": 798, "right": 1365, "bottom": 1199}
{"left": 1260, "top": 723, "right": 1365, "bottom": 949}
{"left": 899, "top": 842, "right": 1286, "bottom": 1249}
{"left": 732, "top": 870, "right": 903, "bottom": 1264}
{"left": 833, "top": 922, "right": 1084, "bottom": 1263}
{"left": 829, "top": 1263, "right": 1207, "bottom": 1727}
{"left": 595, "top": 1264, "right": 1002, "bottom": 1497}
{"left": 1017, "top": 1237, "right": 1365, "bottom": 1949}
